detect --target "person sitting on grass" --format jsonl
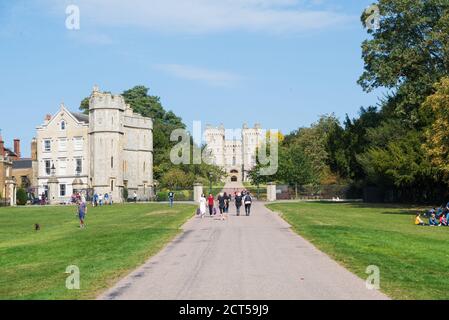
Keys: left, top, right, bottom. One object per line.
{"left": 415, "top": 213, "right": 426, "bottom": 226}
{"left": 439, "top": 214, "right": 448, "bottom": 226}
{"left": 429, "top": 213, "right": 439, "bottom": 226}
{"left": 436, "top": 206, "right": 444, "bottom": 219}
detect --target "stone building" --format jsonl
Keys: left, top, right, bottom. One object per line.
{"left": 204, "top": 123, "right": 263, "bottom": 183}
{"left": 11, "top": 139, "right": 39, "bottom": 192}
{"left": 36, "top": 86, "right": 154, "bottom": 203}
{"left": 0, "top": 135, "right": 17, "bottom": 205}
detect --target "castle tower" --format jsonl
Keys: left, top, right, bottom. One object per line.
{"left": 242, "top": 123, "right": 264, "bottom": 180}
{"left": 89, "top": 86, "right": 125, "bottom": 202}
{"left": 204, "top": 124, "right": 225, "bottom": 167}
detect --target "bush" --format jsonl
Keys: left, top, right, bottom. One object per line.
{"left": 16, "top": 188, "right": 28, "bottom": 206}
{"left": 122, "top": 188, "right": 129, "bottom": 201}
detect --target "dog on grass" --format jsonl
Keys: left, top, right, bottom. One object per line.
{"left": 34, "top": 223, "right": 40, "bottom": 231}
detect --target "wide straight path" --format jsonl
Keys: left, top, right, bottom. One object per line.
{"left": 99, "top": 184, "right": 388, "bottom": 300}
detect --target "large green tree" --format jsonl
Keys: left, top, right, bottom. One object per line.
{"left": 359, "top": 0, "right": 449, "bottom": 123}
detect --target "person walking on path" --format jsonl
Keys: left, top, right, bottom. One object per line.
{"left": 199, "top": 194, "right": 207, "bottom": 219}
{"left": 208, "top": 194, "right": 215, "bottom": 216}
{"left": 244, "top": 192, "right": 253, "bottom": 216}
{"left": 133, "top": 191, "right": 138, "bottom": 203}
{"left": 77, "top": 198, "right": 87, "bottom": 229}
{"left": 224, "top": 192, "right": 230, "bottom": 213}
{"left": 168, "top": 191, "right": 175, "bottom": 207}
{"left": 217, "top": 193, "right": 226, "bottom": 220}
{"left": 235, "top": 192, "right": 243, "bottom": 216}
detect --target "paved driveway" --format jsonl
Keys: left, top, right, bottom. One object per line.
{"left": 99, "top": 192, "right": 388, "bottom": 300}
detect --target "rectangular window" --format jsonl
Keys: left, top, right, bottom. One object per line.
{"left": 45, "top": 160, "right": 51, "bottom": 175}
{"left": 58, "top": 139, "right": 67, "bottom": 152}
{"left": 59, "top": 160, "right": 67, "bottom": 176}
{"left": 110, "top": 180, "right": 114, "bottom": 192}
{"left": 75, "top": 159, "right": 82, "bottom": 175}
{"left": 74, "top": 137, "right": 83, "bottom": 151}
{"left": 44, "top": 140, "right": 51, "bottom": 152}
{"left": 60, "top": 184, "right": 66, "bottom": 197}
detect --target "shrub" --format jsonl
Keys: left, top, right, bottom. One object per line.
{"left": 16, "top": 188, "right": 28, "bottom": 206}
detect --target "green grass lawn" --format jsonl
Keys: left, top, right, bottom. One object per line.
{"left": 0, "top": 203, "right": 195, "bottom": 300}
{"left": 266, "top": 202, "right": 449, "bottom": 300}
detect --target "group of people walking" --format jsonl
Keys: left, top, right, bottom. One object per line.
{"left": 198, "top": 191, "right": 253, "bottom": 220}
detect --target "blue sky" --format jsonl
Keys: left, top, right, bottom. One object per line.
{"left": 0, "top": 0, "right": 383, "bottom": 157}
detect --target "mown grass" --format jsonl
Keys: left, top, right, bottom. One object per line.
{"left": 0, "top": 203, "right": 195, "bottom": 300}
{"left": 266, "top": 202, "right": 449, "bottom": 300}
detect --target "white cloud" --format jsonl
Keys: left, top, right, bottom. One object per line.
{"left": 49, "top": 0, "right": 352, "bottom": 35}
{"left": 154, "top": 64, "right": 242, "bottom": 86}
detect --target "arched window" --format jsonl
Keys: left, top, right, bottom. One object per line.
{"left": 61, "top": 121, "right": 66, "bottom": 130}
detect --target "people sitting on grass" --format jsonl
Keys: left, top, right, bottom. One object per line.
{"left": 429, "top": 214, "right": 439, "bottom": 226}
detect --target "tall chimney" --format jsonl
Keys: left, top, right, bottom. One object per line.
{"left": 0, "top": 140, "right": 4, "bottom": 158}
{"left": 14, "top": 139, "right": 21, "bottom": 159}
{"left": 31, "top": 138, "right": 37, "bottom": 161}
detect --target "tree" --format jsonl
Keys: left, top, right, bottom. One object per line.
{"left": 277, "top": 145, "right": 314, "bottom": 198}
{"left": 422, "top": 77, "right": 449, "bottom": 181}
{"left": 16, "top": 188, "right": 27, "bottom": 206}
{"left": 359, "top": 0, "right": 449, "bottom": 123}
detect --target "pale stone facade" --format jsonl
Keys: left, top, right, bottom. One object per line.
{"left": 36, "top": 87, "right": 154, "bottom": 203}
{"left": 36, "top": 104, "right": 90, "bottom": 202}
{"left": 204, "top": 123, "right": 263, "bottom": 182}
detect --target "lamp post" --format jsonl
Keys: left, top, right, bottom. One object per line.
{"left": 48, "top": 163, "right": 59, "bottom": 205}
{"left": 208, "top": 172, "right": 213, "bottom": 195}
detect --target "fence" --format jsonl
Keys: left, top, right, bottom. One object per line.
{"left": 276, "top": 184, "right": 355, "bottom": 200}
{"left": 155, "top": 188, "right": 194, "bottom": 202}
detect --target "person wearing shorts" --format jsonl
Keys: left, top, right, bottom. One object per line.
{"left": 78, "top": 200, "right": 87, "bottom": 229}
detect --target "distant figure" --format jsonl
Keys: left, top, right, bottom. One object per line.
{"left": 78, "top": 199, "right": 87, "bottom": 229}
{"left": 199, "top": 194, "right": 207, "bottom": 219}
{"left": 34, "top": 223, "right": 41, "bottom": 231}
{"left": 168, "top": 191, "right": 175, "bottom": 207}
{"left": 133, "top": 191, "right": 138, "bottom": 203}
{"left": 93, "top": 193, "right": 98, "bottom": 207}
{"left": 224, "top": 192, "right": 230, "bottom": 213}
{"left": 217, "top": 193, "right": 226, "bottom": 220}
{"left": 235, "top": 192, "right": 243, "bottom": 216}
{"left": 244, "top": 192, "right": 253, "bottom": 216}
{"left": 429, "top": 213, "right": 438, "bottom": 226}
{"left": 440, "top": 214, "right": 448, "bottom": 226}
{"left": 99, "top": 193, "right": 104, "bottom": 206}
{"left": 415, "top": 213, "right": 425, "bottom": 226}
{"left": 208, "top": 194, "right": 215, "bottom": 216}
{"left": 109, "top": 194, "right": 113, "bottom": 205}
{"left": 104, "top": 193, "right": 109, "bottom": 205}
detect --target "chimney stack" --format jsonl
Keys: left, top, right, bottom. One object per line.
{"left": 0, "top": 140, "right": 4, "bottom": 158}
{"left": 14, "top": 139, "right": 21, "bottom": 159}
{"left": 31, "top": 138, "right": 37, "bottom": 161}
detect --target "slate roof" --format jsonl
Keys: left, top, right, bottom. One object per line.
{"left": 13, "top": 159, "right": 32, "bottom": 169}
{"left": 72, "top": 112, "right": 89, "bottom": 123}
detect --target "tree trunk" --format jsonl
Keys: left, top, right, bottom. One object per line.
{"left": 295, "top": 183, "right": 298, "bottom": 199}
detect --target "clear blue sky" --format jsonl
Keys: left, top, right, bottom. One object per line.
{"left": 0, "top": 0, "right": 383, "bottom": 157}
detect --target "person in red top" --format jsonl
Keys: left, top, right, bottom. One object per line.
{"left": 207, "top": 194, "right": 215, "bottom": 216}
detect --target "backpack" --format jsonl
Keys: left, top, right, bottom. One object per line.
{"left": 244, "top": 195, "right": 252, "bottom": 205}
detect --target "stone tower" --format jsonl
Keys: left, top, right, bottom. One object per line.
{"left": 204, "top": 124, "right": 225, "bottom": 167}
{"left": 89, "top": 86, "right": 125, "bottom": 201}
{"left": 242, "top": 123, "right": 263, "bottom": 181}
